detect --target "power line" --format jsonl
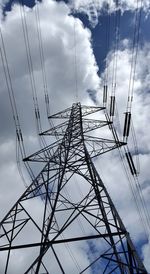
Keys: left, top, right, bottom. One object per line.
{"left": 35, "top": 2, "right": 51, "bottom": 118}
{"left": 73, "top": 18, "right": 78, "bottom": 102}
{"left": 108, "top": 0, "right": 121, "bottom": 122}
{"left": 126, "top": 0, "right": 143, "bottom": 113}
{"left": 0, "top": 25, "right": 35, "bottom": 184}
{"left": 34, "top": 2, "right": 61, "bottom": 143}
{"left": 19, "top": 3, "right": 47, "bottom": 150}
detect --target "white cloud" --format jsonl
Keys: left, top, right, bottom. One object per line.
{"left": 69, "top": 0, "right": 150, "bottom": 27}
{"left": 0, "top": 0, "right": 150, "bottom": 273}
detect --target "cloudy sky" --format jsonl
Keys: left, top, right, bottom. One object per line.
{"left": 0, "top": 0, "right": 150, "bottom": 273}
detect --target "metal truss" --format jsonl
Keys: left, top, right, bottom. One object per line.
{"left": 0, "top": 103, "right": 147, "bottom": 273}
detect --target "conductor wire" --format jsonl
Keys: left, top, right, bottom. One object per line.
{"left": 73, "top": 18, "right": 78, "bottom": 102}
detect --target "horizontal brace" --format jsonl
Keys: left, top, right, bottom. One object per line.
{"left": 0, "top": 232, "right": 125, "bottom": 251}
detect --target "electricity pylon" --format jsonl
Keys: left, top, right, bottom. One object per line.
{"left": 0, "top": 102, "right": 147, "bottom": 273}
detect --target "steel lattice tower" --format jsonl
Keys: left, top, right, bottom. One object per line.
{"left": 0, "top": 103, "right": 147, "bottom": 273}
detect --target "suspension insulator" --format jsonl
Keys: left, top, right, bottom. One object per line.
{"left": 19, "top": 129, "right": 23, "bottom": 142}
{"left": 103, "top": 85, "right": 108, "bottom": 105}
{"left": 47, "top": 95, "right": 49, "bottom": 104}
{"left": 35, "top": 109, "right": 38, "bottom": 119}
{"left": 123, "top": 112, "right": 131, "bottom": 138}
{"left": 125, "top": 152, "right": 137, "bottom": 176}
{"left": 16, "top": 130, "right": 20, "bottom": 142}
{"left": 45, "top": 94, "right": 47, "bottom": 103}
{"left": 110, "top": 96, "right": 115, "bottom": 116}
{"left": 37, "top": 109, "right": 40, "bottom": 119}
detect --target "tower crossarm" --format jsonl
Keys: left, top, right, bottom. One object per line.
{"left": 84, "top": 135, "right": 126, "bottom": 158}
{"left": 23, "top": 136, "right": 125, "bottom": 163}
{"left": 48, "top": 106, "right": 72, "bottom": 119}
{"left": 82, "top": 118, "right": 112, "bottom": 133}
{"left": 48, "top": 104, "right": 105, "bottom": 119}
{"left": 23, "top": 138, "right": 62, "bottom": 162}
{"left": 40, "top": 120, "right": 69, "bottom": 136}
{"left": 40, "top": 119, "right": 112, "bottom": 136}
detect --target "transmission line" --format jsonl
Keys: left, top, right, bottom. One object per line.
{"left": 109, "top": 0, "right": 121, "bottom": 121}
{"left": 0, "top": 24, "right": 35, "bottom": 184}
{"left": 103, "top": 1, "right": 111, "bottom": 108}
{"left": 126, "top": 0, "right": 143, "bottom": 113}
{"left": 34, "top": 1, "right": 62, "bottom": 143}
{"left": 19, "top": 3, "right": 47, "bottom": 150}
{"left": 73, "top": 18, "right": 78, "bottom": 102}
{"left": 35, "top": 2, "right": 51, "bottom": 118}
